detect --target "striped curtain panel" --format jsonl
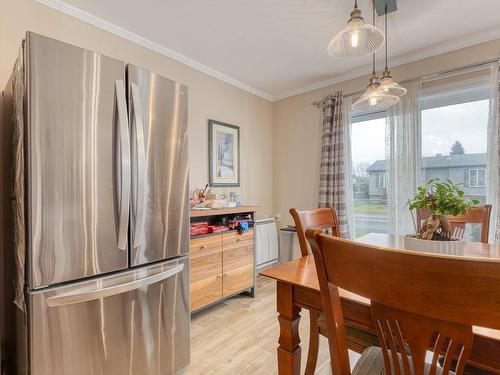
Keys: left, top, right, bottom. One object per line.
{"left": 318, "top": 92, "right": 351, "bottom": 238}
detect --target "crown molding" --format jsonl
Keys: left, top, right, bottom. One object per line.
{"left": 36, "top": 0, "right": 275, "bottom": 102}
{"left": 37, "top": 0, "right": 500, "bottom": 103}
{"left": 272, "top": 26, "right": 500, "bottom": 101}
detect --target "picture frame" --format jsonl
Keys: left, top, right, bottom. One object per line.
{"left": 208, "top": 119, "right": 240, "bottom": 187}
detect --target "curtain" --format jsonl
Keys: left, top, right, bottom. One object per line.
{"left": 318, "top": 92, "right": 352, "bottom": 238}
{"left": 488, "top": 63, "right": 500, "bottom": 242}
{"left": 344, "top": 98, "right": 355, "bottom": 238}
{"left": 385, "top": 80, "right": 423, "bottom": 236}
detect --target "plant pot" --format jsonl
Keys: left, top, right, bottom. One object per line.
{"left": 404, "top": 234, "right": 464, "bottom": 256}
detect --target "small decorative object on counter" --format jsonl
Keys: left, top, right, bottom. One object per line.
{"left": 229, "top": 192, "right": 241, "bottom": 207}
{"left": 190, "top": 184, "right": 216, "bottom": 208}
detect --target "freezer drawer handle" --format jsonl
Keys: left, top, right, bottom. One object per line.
{"left": 130, "top": 82, "right": 147, "bottom": 248}
{"left": 115, "top": 80, "right": 131, "bottom": 251}
{"left": 46, "top": 263, "right": 184, "bottom": 307}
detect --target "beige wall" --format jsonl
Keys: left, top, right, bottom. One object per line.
{"left": 3, "top": 1, "right": 500, "bottom": 227}
{"left": 0, "top": 0, "right": 274, "bottom": 218}
{"left": 273, "top": 39, "right": 500, "bottom": 227}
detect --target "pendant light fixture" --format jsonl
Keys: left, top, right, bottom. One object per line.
{"left": 327, "top": 0, "right": 385, "bottom": 59}
{"left": 379, "top": 7, "right": 407, "bottom": 97}
{"left": 352, "top": 4, "right": 399, "bottom": 112}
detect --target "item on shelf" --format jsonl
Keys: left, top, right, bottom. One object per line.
{"left": 192, "top": 222, "right": 209, "bottom": 227}
{"left": 229, "top": 192, "right": 241, "bottom": 207}
{"left": 205, "top": 199, "right": 228, "bottom": 209}
{"left": 207, "top": 225, "right": 227, "bottom": 234}
{"left": 190, "top": 222, "right": 209, "bottom": 235}
{"left": 237, "top": 221, "right": 249, "bottom": 234}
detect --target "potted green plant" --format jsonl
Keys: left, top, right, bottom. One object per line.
{"left": 408, "top": 179, "right": 480, "bottom": 241}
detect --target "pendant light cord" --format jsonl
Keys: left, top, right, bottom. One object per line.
{"left": 354, "top": 0, "right": 358, "bottom": 9}
{"left": 372, "top": 3, "right": 376, "bottom": 76}
{"left": 385, "top": 7, "right": 388, "bottom": 71}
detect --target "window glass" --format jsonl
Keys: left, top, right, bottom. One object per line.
{"left": 351, "top": 118, "right": 389, "bottom": 238}
{"left": 421, "top": 99, "right": 489, "bottom": 241}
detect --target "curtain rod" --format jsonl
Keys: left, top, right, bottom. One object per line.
{"left": 314, "top": 57, "right": 500, "bottom": 105}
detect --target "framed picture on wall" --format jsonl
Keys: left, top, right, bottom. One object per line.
{"left": 208, "top": 119, "right": 240, "bottom": 187}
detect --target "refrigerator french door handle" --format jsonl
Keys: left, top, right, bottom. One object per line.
{"left": 130, "top": 82, "right": 147, "bottom": 248}
{"left": 115, "top": 80, "right": 131, "bottom": 251}
{"left": 46, "top": 263, "right": 184, "bottom": 307}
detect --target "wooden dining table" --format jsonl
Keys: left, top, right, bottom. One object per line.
{"left": 260, "top": 233, "right": 500, "bottom": 375}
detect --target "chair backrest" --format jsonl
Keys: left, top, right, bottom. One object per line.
{"left": 416, "top": 205, "right": 492, "bottom": 243}
{"left": 306, "top": 229, "right": 500, "bottom": 375}
{"left": 289, "top": 207, "right": 341, "bottom": 257}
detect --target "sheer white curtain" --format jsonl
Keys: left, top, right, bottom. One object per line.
{"left": 488, "top": 63, "right": 500, "bottom": 242}
{"left": 385, "top": 80, "right": 422, "bottom": 236}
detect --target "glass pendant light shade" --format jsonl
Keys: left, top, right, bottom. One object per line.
{"left": 380, "top": 69, "right": 407, "bottom": 97}
{"left": 327, "top": 6, "right": 385, "bottom": 59}
{"left": 352, "top": 76, "right": 400, "bottom": 112}
{"left": 379, "top": 9, "right": 407, "bottom": 97}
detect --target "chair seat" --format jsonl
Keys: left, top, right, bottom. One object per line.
{"left": 353, "top": 346, "right": 455, "bottom": 375}
{"left": 317, "top": 313, "right": 379, "bottom": 353}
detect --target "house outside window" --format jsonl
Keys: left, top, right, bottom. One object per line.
{"left": 469, "top": 168, "right": 486, "bottom": 188}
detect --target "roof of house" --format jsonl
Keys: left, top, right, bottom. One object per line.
{"left": 366, "top": 153, "right": 487, "bottom": 172}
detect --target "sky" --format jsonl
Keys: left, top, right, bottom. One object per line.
{"left": 351, "top": 99, "right": 489, "bottom": 170}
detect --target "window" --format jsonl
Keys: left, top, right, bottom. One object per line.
{"left": 348, "top": 72, "right": 493, "bottom": 241}
{"left": 469, "top": 168, "right": 486, "bottom": 188}
{"left": 351, "top": 116, "right": 389, "bottom": 238}
{"left": 420, "top": 75, "right": 490, "bottom": 241}
{"left": 377, "top": 172, "right": 386, "bottom": 188}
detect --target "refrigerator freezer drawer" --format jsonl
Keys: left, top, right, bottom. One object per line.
{"left": 29, "top": 257, "right": 190, "bottom": 375}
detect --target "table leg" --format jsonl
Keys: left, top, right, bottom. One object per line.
{"left": 277, "top": 281, "right": 301, "bottom": 375}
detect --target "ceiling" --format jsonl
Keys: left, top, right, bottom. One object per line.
{"left": 39, "top": 0, "right": 500, "bottom": 101}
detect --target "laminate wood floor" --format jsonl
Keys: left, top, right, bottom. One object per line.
{"left": 180, "top": 275, "right": 359, "bottom": 375}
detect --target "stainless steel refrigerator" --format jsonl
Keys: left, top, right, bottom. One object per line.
{"left": 1, "top": 32, "right": 190, "bottom": 375}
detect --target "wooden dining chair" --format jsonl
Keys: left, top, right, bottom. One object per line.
{"left": 289, "top": 207, "right": 341, "bottom": 257}
{"left": 289, "top": 207, "right": 379, "bottom": 375}
{"left": 307, "top": 229, "right": 500, "bottom": 375}
{"left": 416, "top": 205, "right": 492, "bottom": 243}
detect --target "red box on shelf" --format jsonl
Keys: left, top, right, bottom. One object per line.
{"left": 207, "top": 225, "right": 227, "bottom": 233}
{"left": 191, "top": 222, "right": 208, "bottom": 228}
{"left": 190, "top": 227, "right": 208, "bottom": 236}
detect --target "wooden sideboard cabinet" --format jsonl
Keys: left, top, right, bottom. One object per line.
{"left": 190, "top": 207, "right": 257, "bottom": 313}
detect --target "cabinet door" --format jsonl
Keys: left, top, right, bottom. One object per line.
{"left": 222, "top": 230, "right": 254, "bottom": 297}
{"left": 190, "top": 235, "right": 222, "bottom": 311}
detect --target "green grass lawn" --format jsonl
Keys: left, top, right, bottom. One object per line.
{"left": 354, "top": 201, "right": 388, "bottom": 215}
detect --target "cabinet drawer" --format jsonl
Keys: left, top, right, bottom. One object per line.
{"left": 190, "top": 235, "right": 222, "bottom": 258}
{"left": 190, "top": 235, "right": 223, "bottom": 311}
{"left": 222, "top": 230, "right": 254, "bottom": 297}
{"left": 223, "top": 230, "right": 254, "bottom": 250}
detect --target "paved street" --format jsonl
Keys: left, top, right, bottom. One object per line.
{"left": 354, "top": 213, "right": 388, "bottom": 234}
